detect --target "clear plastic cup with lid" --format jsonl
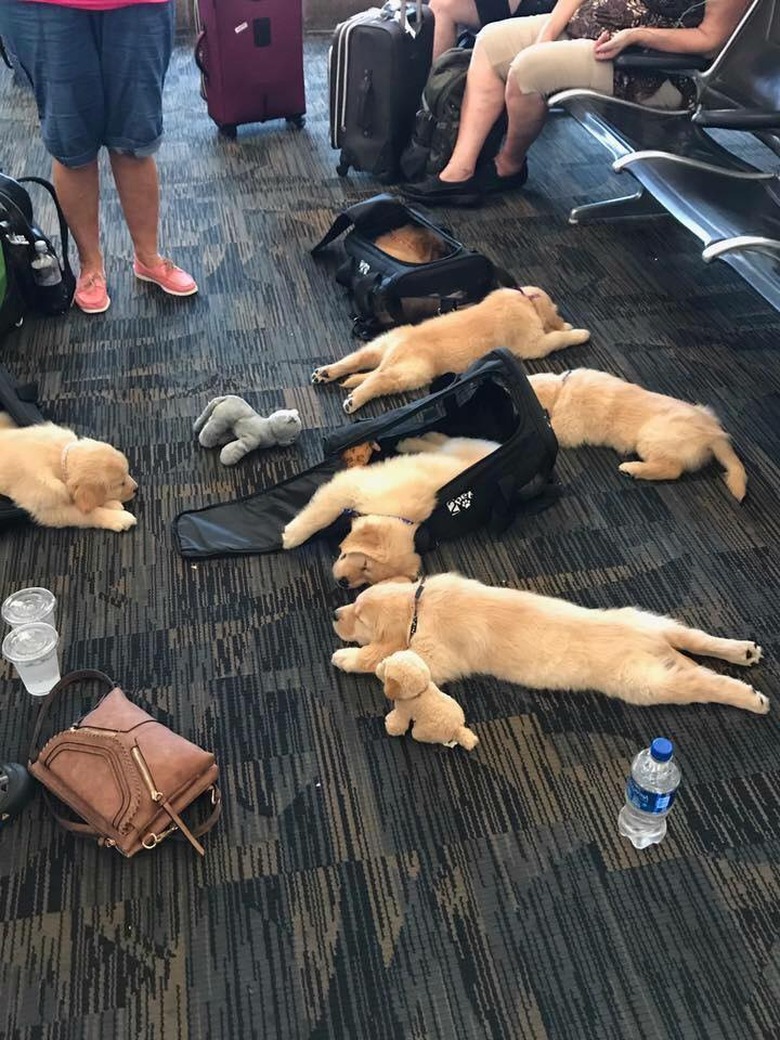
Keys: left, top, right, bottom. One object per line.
{"left": 2, "top": 587, "right": 57, "bottom": 630}
{"left": 2, "top": 622, "right": 61, "bottom": 697}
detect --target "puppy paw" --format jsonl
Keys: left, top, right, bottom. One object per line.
{"left": 282, "top": 523, "right": 305, "bottom": 550}
{"left": 384, "top": 712, "right": 406, "bottom": 737}
{"left": 311, "top": 367, "right": 331, "bottom": 385}
{"left": 752, "top": 689, "right": 770, "bottom": 714}
{"left": 562, "top": 322, "right": 573, "bottom": 331}
{"left": 331, "top": 648, "right": 360, "bottom": 672}
{"left": 343, "top": 396, "right": 356, "bottom": 415}
{"left": 618, "top": 462, "right": 640, "bottom": 479}
{"left": 745, "top": 642, "right": 763, "bottom": 665}
{"left": 571, "top": 328, "right": 591, "bottom": 344}
{"left": 106, "top": 511, "right": 137, "bottom": 532}
{"left": 442, "top": 739, "right": 458, "bottom": 749}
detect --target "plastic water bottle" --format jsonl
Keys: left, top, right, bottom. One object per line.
{"left": 31, "top": 240, "right": 62, "bottom": 287}
{"left": 618, "top": 737, "right": 681, "bottom": 849}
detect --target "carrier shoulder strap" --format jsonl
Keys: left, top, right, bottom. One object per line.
{"left": 17, "top": 176, "right": 75, "bottom": 280}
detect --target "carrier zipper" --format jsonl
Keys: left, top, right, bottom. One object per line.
{"left": 69, "top": 725, "right": 119, "bottom": 735}
{"left": 131, "top": 746, "right": 164, "bottom": 803}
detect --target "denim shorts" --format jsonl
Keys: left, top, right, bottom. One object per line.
{"left": 0, "top": 1, "right": 175, "bottom": 167}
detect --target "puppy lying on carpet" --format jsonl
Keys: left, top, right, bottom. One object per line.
{"left": 332, "top": 573, "right": 768, "bottom": 714}
{"left": 282, "top": 434, "right": 498, "bottom": 586}
{"left": 376, "top": 651, "right": 479, "bottom": 750}
{"left": 530, "top": 369, "right": 747, "bottom": 500}
{"left": 311, "top": 287, "right": 590, "bottom": 413}
{"left": 0, "top": 413, "right": 138, "bottom": 531}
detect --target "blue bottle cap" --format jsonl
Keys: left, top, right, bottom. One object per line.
{"left": 650, "top": 737, "right": 673, "bottom": 762}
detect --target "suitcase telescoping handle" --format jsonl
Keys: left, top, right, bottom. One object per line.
{"left": 398, "top": 0, "right": 424, "bottom": 33}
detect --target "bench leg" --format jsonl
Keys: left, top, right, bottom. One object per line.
{"left": 569, "top": 189, "right": 667, "bottom": 225}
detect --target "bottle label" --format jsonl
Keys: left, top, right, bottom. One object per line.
{"left": 626, "top": 777, "right": 677, "bottom": 814}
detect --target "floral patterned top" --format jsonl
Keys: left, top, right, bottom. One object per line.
{"left": 566, "top": 0, "right": 705, "bottom": 104}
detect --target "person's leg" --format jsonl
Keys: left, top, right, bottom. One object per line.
{"left": 404, "top": 15, "right": 547, "bottom": 203}
{"left": 429, "top": 0, "right": 523, "bottom": 60}
{"left": 0, "top": 1, "right": 109, "bottom": 310}
{"left": 101, "top": 0, "right": 196, "bottom": 295}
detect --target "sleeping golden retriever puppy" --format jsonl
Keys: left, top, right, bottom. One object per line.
{"left": 311, "top": 287, "right": 590, "bottom": 414}
{"left": 530, "top": 369, "right": 747, "bottom": 500}
{"left": 282, "top": 434, "right": 498, "bottom": 585}
{"left": 0, "top": 414, "right": 138, "bottom": 531}
{"left": 331, "top": 573, "right": 768, "bottom": 714}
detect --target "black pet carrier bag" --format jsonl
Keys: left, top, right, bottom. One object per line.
{"left": 0, "top": 365, "right": 46, "bottom": 529}
{"left": 311, "top": 193, "right": 514, "bottom": 339}
{"left": 173, "top": 349, "right": 558, "bottom": 560}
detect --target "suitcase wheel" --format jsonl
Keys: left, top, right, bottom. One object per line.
{"left": 218, "top": 124, "right": 238, "bottom": 140}
{"left": 286, "top": 115, "right": 306, "bottom": 130}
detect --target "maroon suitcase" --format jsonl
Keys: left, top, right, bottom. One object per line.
{"left": 194, "top": 0, "right": 306, "bottom": 138}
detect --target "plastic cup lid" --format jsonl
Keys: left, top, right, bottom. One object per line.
{"left": 2, "top": 622, "right": 58, "bottom": 664}
{"left": 2, "top": 587, "right": 56, "bottom": 625}
{"left": 650, "top": 737, "right": 673, "bottom": 762}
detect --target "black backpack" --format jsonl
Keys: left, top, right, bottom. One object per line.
{"left": 400, "top": 47, "right": 506, "bottom": 183}
{"left": 312, "top": 193, "right": 514, "bottom": 339}
{"left": 0, "top": 365, "right": 46, "bottom": 529}
{"left": 0, "top": 172, "right": 76, "bottom": 323}
{"left": 173, "top": 349, "right": 559, "bottom": 559}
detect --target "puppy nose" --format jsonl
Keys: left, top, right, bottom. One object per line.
{"left": 338, "top": 577, "right": 350, "bottom": 589}
{"left": 333, "top": 608, "right": 341, "bottom": 619}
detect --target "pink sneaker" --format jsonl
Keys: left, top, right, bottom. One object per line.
{"left": 74, "top": 271, "right": 110, "bottom": 314}
{"left": 133, "top": 257, "right": 198, "bottom": 297}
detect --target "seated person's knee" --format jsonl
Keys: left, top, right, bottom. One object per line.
{"left": 507, "top": 47, "right": 552, "bottom": 96}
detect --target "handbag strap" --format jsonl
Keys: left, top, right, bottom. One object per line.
{"left": 28, "top": 669, "right": 116, "bottom": 764}
{"left": 41, "top": 783, "right": 222, "bottom": 853}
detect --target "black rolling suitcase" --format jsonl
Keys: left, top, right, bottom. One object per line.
{"left": 329, "top": 1, "right": 434, "bottom": 182}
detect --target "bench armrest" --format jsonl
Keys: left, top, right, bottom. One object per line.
{"left": 693, "top": 108, "right": 780, "bottom": 130}
{"left": 613, "top": 48, "right": 710, "bottom": 73}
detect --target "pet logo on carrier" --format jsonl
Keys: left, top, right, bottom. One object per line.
{"left": 446, "top": 491, "right": 473, "bottom": 515}
{"left": 357, "top": 260, "right": 371, "bottom": 275}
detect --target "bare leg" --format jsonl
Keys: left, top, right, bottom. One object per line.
{"left": 493, "top": 81, "right": 547, "bottom": 178}
{"left": 440, "top": 47, "right": 508, "bottom": 182}
{"left": 311, "top": 343, "right": 387, "bottom": 384}
{"left": 430, "top": 0, "right": 481, "bottom": 60}
{"left": 665, "top": 625, "right": 763, "bottom": 667}
{"left": 340, "top": 374, "right": 369, "bottom": 389}
{"left": 108, "top": 153, "right": 163, "bottom": 267}
{"left": 619, "top": 459, "right": 684, "bottom": 482}
{"left": 52, "top": 159, "right": 103, "bottom": 276}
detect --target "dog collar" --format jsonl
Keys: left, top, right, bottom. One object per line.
{"left": 408, "top": 575, "right": 426, "bottom": 642}
{"left": 60, "top": 439, "right": 79, "bottom": 482}
{"left": 342, "top": 508, "right": 417, "bottom": 526}
{"left": 561, "top": 369, "right": 573, "bottom": 384}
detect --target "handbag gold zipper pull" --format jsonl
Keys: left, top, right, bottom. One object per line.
{"left": 131, "top": 746, "right": 164, "bottom": 803}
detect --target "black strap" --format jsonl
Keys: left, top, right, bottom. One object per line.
{"left": 356, "top": 69, "right": 373, "bottom": 134}
{"left": 28, "top": 670, "right": 116, "bottom": 764}
{"left": 17, "top": 176, "right": 75, "bottom": 281}
{"left": 310, "top": 194, "right": 401, "bottom": 255}
{"left": 408, "top": 575, "right": 426, "bottom": 642}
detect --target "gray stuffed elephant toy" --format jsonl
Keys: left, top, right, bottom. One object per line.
{"left": 193, "top": 395, "right": 302, "bottom": 465}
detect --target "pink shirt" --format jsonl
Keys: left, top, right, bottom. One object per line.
{"left": 29, "top": 0, "right": 169, "bottom": 9}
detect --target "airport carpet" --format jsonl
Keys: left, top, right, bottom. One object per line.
{"left": 1, "top": 39, "right": 779, "bottom": 1040}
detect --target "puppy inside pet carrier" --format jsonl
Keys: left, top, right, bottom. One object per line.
{"left": 173, "top": 349, "right": 558, "bottom": 561}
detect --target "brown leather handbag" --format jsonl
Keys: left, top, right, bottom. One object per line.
{"left": 28, "top": 670, "right": 221, "bottom": 857}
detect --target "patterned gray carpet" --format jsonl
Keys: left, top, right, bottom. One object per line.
{"left": 1, "top": 38, "right": 780, "bottom": 1040}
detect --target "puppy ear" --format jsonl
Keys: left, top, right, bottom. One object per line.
{"left": 341, "top": 519, "right": 390, "bottom": 563}
{"left": 383, "top": 675, "right": 402, "bottom": 701}
{"left": 70, "top": 481, "right": 106, "bottom": 513}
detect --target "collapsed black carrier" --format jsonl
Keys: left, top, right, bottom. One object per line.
{"left": 311, "top": 193, "right": 513, "bottom": 339}
{"left": 173, "top": 349, "right": 558, "bottom": 560}
{"left": 0, "top": 365, "right": 45, "bottom": 529}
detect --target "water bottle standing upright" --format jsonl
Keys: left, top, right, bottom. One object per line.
{"left": 30, "top": 240, "right": 62, "bottom": 287}
{"left": 618, "top": 737, "right": 681, "bottom": 849}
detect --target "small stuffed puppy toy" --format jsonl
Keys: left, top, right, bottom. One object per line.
{"left": 193, "top": 395, "right": 302, "bottom": 465}
{"left": 376, "top": 650, "right": 479, "bottom": 750}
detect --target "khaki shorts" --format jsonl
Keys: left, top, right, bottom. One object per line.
{"left": 474, "top": 14, "right": 682, "bottom": 106}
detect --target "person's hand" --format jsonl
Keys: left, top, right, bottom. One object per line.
{"left": 593, "top": 28, "right": 642, "bottom": 60}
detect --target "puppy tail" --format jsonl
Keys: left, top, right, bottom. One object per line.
{"left": 455, "top": 726, "right": 479, "bottom": 751}
{"left": 711, "top": 436, "right": 747, "bottom": 501}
